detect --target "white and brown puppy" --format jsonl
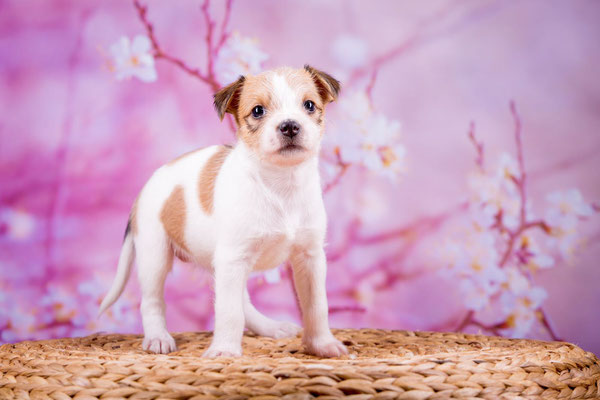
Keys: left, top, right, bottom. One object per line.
{"left": 99, "top": 65, "right": 347, "bottom": 358}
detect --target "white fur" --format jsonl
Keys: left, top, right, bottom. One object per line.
{"left": 99, "top": 69, "right": 347, "bottom": 358}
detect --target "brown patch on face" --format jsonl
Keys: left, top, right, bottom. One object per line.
{"left": 160, "top": 185, "right": 190, "bottom": 253}
{"left": 236, "top": 74, "right": 272, "bottom": 150}
{"left": 237, "top": 74, "right": 274, "bottom": 149}
{"left": 199, "top": 146, "right": 232, "bottom": 214}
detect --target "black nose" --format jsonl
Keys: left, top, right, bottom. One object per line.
{"left": 278, "top": 120, "right": 301, "bottom": 138}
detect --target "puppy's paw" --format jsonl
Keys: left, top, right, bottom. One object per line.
{"left": 202, "top": 344, "right": 242, "bottom": 358}
{"left": 259, "top": 321, "right": 302, "bottom": 339}
{"left": 142, "top": 332, "right": 177, "bottom": 354}
{"left": 304, "top": 335, "right": 348, "bottom": 358}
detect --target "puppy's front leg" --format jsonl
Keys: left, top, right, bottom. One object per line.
{"left": 203, "top": 248, "right": 248, "bottom": 358}
{"left": 291, "top": 245, "right": 348, "bottom": 357}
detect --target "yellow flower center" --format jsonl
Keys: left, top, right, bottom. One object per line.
{"left": 520, "top": 297, "right": 533, "bottom": 308}
{"left": 380, "top": 147, "right": 397, "bottom": 167}
{"left": 559, "top": 201, "right": 572, "bottom": 214}
{"left": 130, "top": 55, "right": 140, "bottom": 66}
{"left": 505, "top": 314, "right": 516, "bottom": 328}
{"left": 528, "top": 262, "right": 539, "bottom": 274}
{"left": 471, "top": 262, "right": 483, "bottom": 272}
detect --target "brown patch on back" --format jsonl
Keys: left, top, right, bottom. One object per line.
{"left": 166, "top": 148, "right": 203, "bottom": 166}
{"left": 199, "top": 146, "right": 232, "bottom": 214}
{"left": 160, "top": 185, "right": 190, "bottom": 253}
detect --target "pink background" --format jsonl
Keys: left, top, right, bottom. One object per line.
{"left": 1, "top": 0, "right": 599, "bottom": 355}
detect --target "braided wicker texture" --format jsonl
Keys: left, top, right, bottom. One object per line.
{"left": 1, "top": 329, "right": 599, "bottom": 399}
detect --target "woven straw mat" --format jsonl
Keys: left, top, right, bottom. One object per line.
{"left": 1, "top": 329, "right": 599, "bottom": 399}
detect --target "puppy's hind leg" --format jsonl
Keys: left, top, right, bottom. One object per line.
{"left": 136, "top": 233, "right": 176, "bottom": 354}
{"left": 243, "top": 288, "right": 301, "bottom": 339}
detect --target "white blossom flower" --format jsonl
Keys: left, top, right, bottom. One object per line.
{"left": 495, "top": 152, "right": 521, "bottom": 190}
{"left": 215, "top": 32, "right": 268, "bottom": 84}
{"left": 331, "top": 34, "right": 368, "bottom": 70}
{"left": 0, "top": 302, "right": 35, "bottom": 342}
{"left": 546, "top": 189, "right": 593, "bottom": 231}
{"left": 332, "top": 92, "right": 406, "bottom": 179}
{"left": 449, "top": 232, "right": 502, "bottom": 281}
{"left": 468, "top": 202, "right": 497, "bottom": 230}
{"left": 467, "top": 153, "right": 524, "bottom": 230}
{"left": 517, "top": 233, "right": 554, "bottom": 272}
{"left": 545, "top": 189, "right": 594, "bottom": 259}
{"left": 458, "top": 278, "right": 498, "bottom": 311}
{"left": 502, "top": 305, "right": 537, "bottom": 338}
{"left": 339, "top": 90, "right": 372, "bottom": 125}
{"left": 499, "top": 273, "right": 547, "bottom": 338}
{"left": 443, "top": 231, "right": 506, "bottom": 311}
{"left": 501, "top": 267, "right": 529, "bottom": 294}
{"left": 109, "top": 35, "right": 157, "bottom": 82}
{"left": 0, "top": 207, "right": 35, "bottom": 240}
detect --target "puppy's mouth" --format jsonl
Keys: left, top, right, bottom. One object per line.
{"left": 278, "top": 144, "right": 305, "bottom": 154}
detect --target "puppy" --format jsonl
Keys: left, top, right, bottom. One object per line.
{"left": 99, "top": 65, "right": 348, "bottom": 358}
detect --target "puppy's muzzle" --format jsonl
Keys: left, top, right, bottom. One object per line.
{"left": 278, "top": 119, "right": 301, "bottom": 140}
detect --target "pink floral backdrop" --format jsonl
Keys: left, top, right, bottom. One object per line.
{"left": 1, "top": 0, "right": 599, "bottom": 355}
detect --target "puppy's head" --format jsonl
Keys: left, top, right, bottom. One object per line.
{"left": 214, "top": 65, "right": 340, "bottom": 167}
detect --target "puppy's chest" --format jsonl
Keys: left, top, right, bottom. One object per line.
{"left": 252, "top": 213, "right": 306, "bottom": 271}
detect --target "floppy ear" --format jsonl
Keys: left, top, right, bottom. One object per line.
{"left": 304, "top": 65, "right": 341, "bottom": 104}
{"left": 213, "top": 76, "right": 245, "bottom": 121}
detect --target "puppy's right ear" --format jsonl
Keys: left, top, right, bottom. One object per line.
{"left": 213, "top": 76, "right": 245, "bottom": 121}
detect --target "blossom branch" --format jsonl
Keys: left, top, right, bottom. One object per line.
{"left": 365, "top": 69, "right": 378, "bottom": 105}
{"left": 347, "top": 1, "right": 505, "bottom": 94}
{"left": 469, "top": 318, "right": 503, "bottom": 336}
{"left": 133, "top": 0, "right": 232, "bottom": 92}
{"left": 455, "top": 102, "right": 563, "bottom": 341}
{"left": 456, "top": 310, "right": 474, "bottom": 332}
{"left": 217, "top": 0, "right": 234, "bottom": 49}
{"left": 510, "top": 101, "right": 527, "bottom": 225}
{"left": 539, "top": 308, "right": 562, "bottom": 341}
{"left": 468, "top": 121, "right": 484, "bottom": 170}
{"left": 329, "top": 305, "right": 367, "bottom": 314}
{"left": 323, "top": 147, "right": 350, "bottom": 194}
{"left": 328, "top": 201, "right": 467, "bottom": 263}
{"left": 347, "top": 1, "right": 460, "bottom": 85}
{"left": 133, "top": 0, "right": 239, "bottom": 135}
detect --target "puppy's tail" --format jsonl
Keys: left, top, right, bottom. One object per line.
{"left": 98, "top": 224, "right": 135, "bottom": 316}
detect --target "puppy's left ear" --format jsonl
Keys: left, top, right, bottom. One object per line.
{"left": 305, "top": 65, "right": 341, "bottom": 104}
{"left": 213, "top": 76, "right": 245, "bottom": 121}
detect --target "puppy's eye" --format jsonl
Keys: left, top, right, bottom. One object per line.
{"left": 252, "top": 105, "right": 265, "bottom": 119}
{"left": 303, "top": 100, "right": 315, "bottom": 113}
